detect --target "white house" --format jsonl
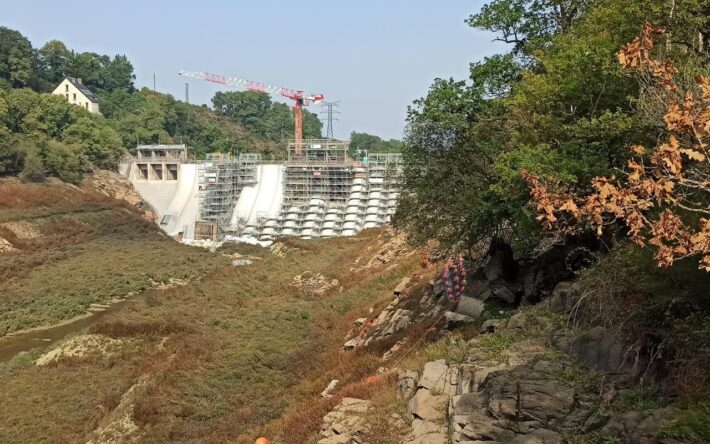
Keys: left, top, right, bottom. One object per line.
{"left": 52, "top": 77, "right": 100, "bottom": 114}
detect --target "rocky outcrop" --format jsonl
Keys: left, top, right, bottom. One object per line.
{"left": 83, "top": 169, "right": 145, "bottom": 209}
{"left": 318, "top": 398, "right": 371, "bottom": 444}
{"left": 290, "top": 271, "right": 340, "bottom": 296}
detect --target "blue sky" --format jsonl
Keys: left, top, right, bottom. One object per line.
{"left": 1, "top": 0, "right": 506, "bottom": 140}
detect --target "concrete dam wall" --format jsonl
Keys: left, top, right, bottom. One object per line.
{"left": 126, "top": 141, "right": 402, "bottom": 242}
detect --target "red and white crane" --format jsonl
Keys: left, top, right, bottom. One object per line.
{"left": 178, "top": 70, "right": 323, "bottom": 154}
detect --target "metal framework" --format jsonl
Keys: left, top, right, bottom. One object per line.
{"left": 198, "top": 153, "right": 259, "bottom": 231}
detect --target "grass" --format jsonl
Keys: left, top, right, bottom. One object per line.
{"left": 659, "top": 399, "right": 710, "bottom": 442}
{"left": 0, "top": 180, "right": 421, "bottom": 443}
{"left": 0, "top": 180, "right": 226, "bottom": 335}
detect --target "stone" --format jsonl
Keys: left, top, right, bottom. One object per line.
{"left": 509, "top": 429, "right": 563, "bottom": 444}
{"left": 397, "top": 369, "right": 419, "bottom": 399}
{"left": 455, "top": 296, "right": 485, "bottom": 318}
{"left": 480, "top": 319, "right": 504, "bottom": 334}
{"left": 570, "top": 326, "right": 627, "bottom": 373}
{"left": 394, "top": 277, "right": 411, "bottom": 296}
{"left": 408, "top": 389, "right": 448, "bottom": 422}
{"left": 485, "top": 281, "right": 517, "bottom": 304}
{"left": 484, "top": 243, "right": 515, "bottom": 282}
{"left": 517, "top": 380, "right": 575, "bottom": 421}
{"left": 459, "top": 411, "right": 512, "bottom": 441}
{"left": 405, "top": 433, "right": 448, "bottom": 444}
{"left": 354, "top": 317, "right": 367, "bottom": 326}
{"left": 321, "top": 379, "right": 339, "bottom": 398}
{"left": 452, "top": 392, "right": 486, "bottom": 416}
{"left": 343, "top": 338, "right": 361, "bottom": 350}
{"left": 318, "top": 398, "right": 371, "bottom": 444}
{"left": 383, "top": 339, "right": 407, "bottom": 361}
{"left": 544, "top": 281, "right": 579, "bottom": 313}
{"left": 445, "top": 311, "right": 475, "bottom": 327}
{"left": 507, "top": 339, "right": 547, "bottom": 366}
{"left": 411, "top": 419, "right": 447, "bottom": 437}
{"left": 418, "top": 360, "right": 458, "bottom": 395}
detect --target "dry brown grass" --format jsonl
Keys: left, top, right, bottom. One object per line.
{"left": 89, "top": 318, "right": 195, "bottom": 337}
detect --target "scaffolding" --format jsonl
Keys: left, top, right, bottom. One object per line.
{"left": 198, "top": 153, "right": 259, "bottom": 231}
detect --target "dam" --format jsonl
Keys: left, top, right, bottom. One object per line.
{"left": 123, "top": 141, "right": 403, "bottom": 243}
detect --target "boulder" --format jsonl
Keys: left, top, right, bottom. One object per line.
{"left": 418, "top": 360, "right": 458, "bottom": 395}
{"left": 454, "top": 296, "right": 484, "bottom": 318}
{"left": 509, "top": 429, "right": 563, "bottom": 444}
{"left": 445, "top": 311, "right": 475, "bottom": 327}
{"left": 408, "top": 389, "right": 448, "bottom": 422}
{"left": 321, "top": 379, "right": 339, "bottom": 398}
{"left": 480, "top": 319, "right": 505, "bottom": 334}
{"left": 397, "top": 370, "right": 419, "bottom": 400}
{"left": 544, "top": 281, "right": 579, "bottom": 313}
{"left": 570, "top": 327, "right": 627, "bottom": 374}
{"left": 394, "top": 277, "right": 411, "bottom": 296}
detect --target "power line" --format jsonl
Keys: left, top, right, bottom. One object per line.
{"left": 320, "top": 101, "right": 340, "bottom": 139}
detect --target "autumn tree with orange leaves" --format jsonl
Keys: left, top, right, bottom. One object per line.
{"left": 523, "top": 23, "right": 710, "bottom": 271}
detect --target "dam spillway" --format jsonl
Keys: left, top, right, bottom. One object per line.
{"left": 125, "top": 141, "right": 402, "bottom": 242}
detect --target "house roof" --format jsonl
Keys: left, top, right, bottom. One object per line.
{"left": 65, "top": 77, "right": 99, "bottom": 103}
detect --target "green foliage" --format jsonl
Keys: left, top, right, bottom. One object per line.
{"left": 396, "top": 0, "right": 709, "bottom": 253}
{"left": 212, "top": 90, "right": 322, "bottom": 142}
{"left": 659, "top": 400, "right": 710, "bottom": 442}
{"left": 349, "top": 132, "right": 403, "bottom": 154}
{"left": 0, "top": 26, "right": 330, "bottom": 178}
{"left": 19, "top": 143, "right": 44, "bottom": 182}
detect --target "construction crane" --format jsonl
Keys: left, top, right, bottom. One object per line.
{"left": 178, "top": 70, "right": 323, "bottom": 154}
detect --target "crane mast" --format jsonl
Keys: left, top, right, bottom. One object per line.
{"left": 179, "top": 70, "right": 323, "bottom": 154}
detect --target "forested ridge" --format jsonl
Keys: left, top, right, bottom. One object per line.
{"left": 0, "top": 27, "right": 324, "bottom": 182}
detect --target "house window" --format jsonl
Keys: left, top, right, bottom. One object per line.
{"left": 65, "top": 84, "right": 68, "bottom": 92}
{"left": 73, "top": 93, "right": 76, "bottom": 101}
{"left": 65, "top": 93, "right": 69, "bottom": 99}
{"left": 85, "top": 103, "right": 88, "bottom": 109}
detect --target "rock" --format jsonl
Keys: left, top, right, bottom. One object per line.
{"left": 394, "top": 277, "right": 411, "bottom": 296}
{"left": 408, "top": 389, "right": 448, "bottom": 422}
{"left": 354, "top": 317, "right": 367, "bottom": 326}
{"left": 482, "top": 281, "right": 518, "bottom": 304}
{"left": 454, "top": 296, "right": 484, "bottom": 318}
{"left": 397, "top": 370, "right": 419, "bottom": 400}
{"left": 544, "top": 281, "right": 579, "bottom": 313}
{"left": 459, "top": 411, "right": 512, "bottom": 441}
{"left": 507, "top": 339, "right": 547, "bottom": 366}
{"left": 509, "top": 429, "right": 563, "bottom": 444}
{"left": 518, "top": 380, "right": 575, "bottom": 421}
{"left": 405, "top": 433, "right": 448, "bottom": 444}
{"left": 321, "top": 379, "right": 339, "bottom": 398}
{"left": 484, "top": 242, "right": 515, "bottom": 282}
{"left": 319, "top": 398, "right": 371, "bottom": 444}
{"left": 383, "top": 339, "right": 407, "bottom": 361}
{"left": 343, "top": 338, "right": 361, "bottom": 350}
{"left": 418, "top": 360, "right": 458, "bottom": 395}
{"left": 445, "top": 311, "right": 475, "bottom": 327}
{"left": 452, "top": 392, "right": 486, "bottom": 416}
{"left": 411, "top": 418, "right": 447, "bottom": 437}
{"left": 0, "top": 237, "right": 18, "bottom": 254}
{"left": 480, "top": 319, "right": 504, "bottom": 334}
{"left": 570, "top": 326, "right": 627, "bottom": 373}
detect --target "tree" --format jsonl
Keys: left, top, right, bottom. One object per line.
{"left": 0, "top": 27, "right": 35, "bottom": 87}
{"left": 38, "top": 40, "right": 71, "bottom": 85}
{"left": 213, "top": 90, "right": 272, "bottom": 134}
{"left": 524, "top": 24, "right": 710, "bottom": 270}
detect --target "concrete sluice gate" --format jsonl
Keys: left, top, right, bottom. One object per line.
{"left": 125, "top": 142, "right": 403, "bottom": 243}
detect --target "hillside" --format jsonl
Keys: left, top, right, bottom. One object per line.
{"left": 0, "top": 26, "right": 324, "bottom": 184}
{"left": 0, "top": 178, "right": 421, "bottom": 443}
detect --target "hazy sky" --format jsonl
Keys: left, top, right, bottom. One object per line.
{"left": 1, "top": 0, "right": 506, "bottom": 140}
